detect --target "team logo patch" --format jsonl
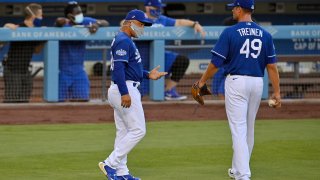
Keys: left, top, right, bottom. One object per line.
{"left": 116, "top": 49, "right": 127, "bottom": 56}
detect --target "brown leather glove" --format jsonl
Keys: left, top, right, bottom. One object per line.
{"left": 191, "top": 81, "right": 212, "bottom": 105}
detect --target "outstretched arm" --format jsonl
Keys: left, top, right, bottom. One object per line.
{"left": 88, "top": 19, "right": 109, "bottom": 34}
{"left": 4, "top": 23, "right": 19, "bottom": 30}
{"left": 175, "top": 19, "right": 205, "bottom": 38}
{"left": 96, "top": 19, "right": 109, "bottom": 27}
{"left": 55, "top": 17, "right": 69, "bottom": 27}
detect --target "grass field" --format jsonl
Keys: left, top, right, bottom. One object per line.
{"left": 0, "top": 120, "right": 319, "bottom": 180}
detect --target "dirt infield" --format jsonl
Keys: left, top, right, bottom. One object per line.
{"left": 0, "top": 100, "right": 319, "bottom": 125}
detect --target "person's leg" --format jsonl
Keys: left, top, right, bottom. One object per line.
{"left": 165, "top": 54, "right": 189, "bottom": 100}
{"left": 59, "top": 72, "right": 72, "bottom": 102}
{"left": 105, "top": 83, "right": 145, "bottom": 175}
{"left": 225, "top": 75, "right": 251, "bottom": 180}
{"left": 20, "top": 71, "right": 33, "bottom": 102}
{"left": 70, "top": 71, "right": 90, "bottom": 101}
{"left": 3, "top": 68, "right": 21, "bottom": 102}
{"left": 166, "top": 55, "right": 189, "bottom": 90}
{"left": 246, "top": 78, "right": 263, "bottom": 160}
{"left": 112, "top": 110, "right": 129, "bottom": 176}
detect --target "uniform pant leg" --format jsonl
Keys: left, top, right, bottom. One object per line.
{"left": 113, "top": 109, "right": 129, "bottom": 176}
{"left": 246, "top": 78, "right": 263, "bottom": 158}
{"left": 71, "top": 70, "right": 90, "bottom": 100}
{"left": 59, "top": 72, "right": 72, "bottom": 101}
{"left": 225, "top": 76, "right": 251, "bottom": 180}
{"left": 106, "top": 84, "right": 146, "bottom": 174}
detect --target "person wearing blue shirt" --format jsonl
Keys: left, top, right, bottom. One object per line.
{"left": 98, "top": 9, "right": 167, "bottom": 180}
{"left": 144, "top": 0, "right": 206, "bottom": 101}
{"left": 194, "top": 0, "right": 281, "bottom": 179}
{"left": 55, "top": 1, "right": 109, "bottom": 102}
{"left": 211, "top": 17, "right": 245, "bottom": 99}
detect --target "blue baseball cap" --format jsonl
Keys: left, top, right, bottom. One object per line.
{"left": 227, "top": 0, "right": 255, "bottom": 10}
{"left": 144, "top": 0, "right": 166, "bottom": 8}
{"left": 125, "top": 9, "right": 153, "bottom": 26}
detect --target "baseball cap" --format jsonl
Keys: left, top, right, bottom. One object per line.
{"left": 125, "top": 9, "right": 153, "bottom": 26}
{"left": 144, "top": 0, "right": 166, "bottom": 8}
{"left": 226, "top": 0, "right": 255, "bottom": 10}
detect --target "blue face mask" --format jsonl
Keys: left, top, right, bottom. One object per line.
{"left": 150, "top": 9, "right": 161, "bottom": 18}
{"left": 33, "top": 18, "right": 42, "bottom": 27}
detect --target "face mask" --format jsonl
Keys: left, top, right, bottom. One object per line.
{"left": 74, "top": 13, "right": 84, "bottom": 24}
{"left": 33, "top": 18, "right": 42, "bottom": 27}
{"left": 150, "top": 9, "right": 161, "bottom": 18}
{"left": 130, "top": 23, "right": 144, "bottom": 38}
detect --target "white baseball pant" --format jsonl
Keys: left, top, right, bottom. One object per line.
{"left": 225, "top": 75, "right": 263, "bottom": 180}
{"left": 105, "top": 81, "right": 146, "bottom": 176}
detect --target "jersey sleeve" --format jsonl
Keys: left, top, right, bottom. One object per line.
{"left": 210, "top": 53, "right": 225, "bottom": 68}
{"left": 143, "top": 70, "right": 150, "bottom": 79}
{"left": 160, "top": 15, "right": 176, "bottom": 26}
{"left": 266, "top": 34, "right": 277, "bottom": 64}
{"left": 112, "top": 40, "right": 130, "bottom": 63}
{"left": 82, "top": 17, "right": 97, "bottom": 25}
{"left": 210, "top": 29, "right": 230, "bottom": 67}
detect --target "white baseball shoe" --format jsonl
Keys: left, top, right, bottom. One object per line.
{"left": 228, "top": 168, "right": 235, "bottom": 179}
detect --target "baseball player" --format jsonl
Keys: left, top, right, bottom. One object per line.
{"left": 193, "top": 0, "right": 281, "bottom": 179}
{"left": 98, "top": 9, "right": 167, "bottom": 180}
{"left": 55, "top": 1, "right": 109, "bottom": 102}
{"left": 144, "top": 0, "right": 205, "bottom": 101}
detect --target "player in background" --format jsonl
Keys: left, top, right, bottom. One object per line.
{"left": 144, "top": 0, "right": 205, "bottom": 100}
{"left": 55, "top": 1, "right": 109, "bottom": 102}
{"left": 2, "top": 3, "right": 44, "bottom": 103}
{"left": 98, "top": 9, "right": 167, "bottom": 180}
{"left": 194, "top": 0, "right": 281, "bottom": 179}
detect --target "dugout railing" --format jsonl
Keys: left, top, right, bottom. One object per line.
{"left": 0, "top": 25, "right": 319, "bottom": 102}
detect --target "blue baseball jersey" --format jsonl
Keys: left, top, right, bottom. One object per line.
{"left": 59, "top": 17, "right": 97, "bottom": 74}
{"left": 211, "top": 22, "right": 276, "bottom": 77}
{"left": 151, "top": 15, "right": 176, "bottom": 27}
{"left": 111, "top": 32, "right": 148, "bottom": 95}
{"left": 151, "top": 15, "right": 177, "bottom": 72}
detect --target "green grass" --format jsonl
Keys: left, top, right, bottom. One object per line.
{"left": 0, "top": 120, "right": 319, "bottom": 180}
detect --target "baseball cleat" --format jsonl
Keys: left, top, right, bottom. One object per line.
{"left": 228, "top": 168, "right": 235, "bottom": 179}
{"left": 117, "top": 174, "right": 141, "bottom": 180}
{"left": 165, "top": 88, "right": 187, "bottom": 101}
{"left": 98, "top": 162, "right": 117, "bottom": 180}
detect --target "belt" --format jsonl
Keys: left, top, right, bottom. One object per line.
{"left": 226, "top": 74, "right": 259, "bottom": 77}
{"left": 111, "top": 81, "right": 140, "bottom": 88}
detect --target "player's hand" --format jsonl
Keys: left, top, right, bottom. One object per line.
{"left": 4, "top": 23, "right": 18, "bottom": 30}
{"left": 55, "top": 18, "right": 69, "bottom": 27}
{"left": 270, "top": 92, "right": 281, "bottom": 108}
{"left": 88, "top": 23, "right": 99, "bottom": 34}
{"left": 121, "top": 94, "right": 131, "bottom": 108}
{"left": 194, "top": 23, "right": 205, "bottom": 38}
{"left": 148, "top": 65, "right": 168, "bottom": 80}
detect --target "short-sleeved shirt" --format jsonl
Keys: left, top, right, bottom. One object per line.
{"left": 6, "top": 22, "right": 43, "bottom": 73}
{"left": 211, "top": 22, "right": 276, "bottom": 77}
{"left": 151, "top": 15, "right": 177, "bottom": 70}
{"left": 59, "top": 17, "right": 97, "bottom": 74}
{"left": 151, "top": 15, "right": 176, "bottom": 27}
{"left": 111, "top": 32, "right": 144, "bottom": 83}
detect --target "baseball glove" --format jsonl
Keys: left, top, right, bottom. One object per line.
{"left": 191, "top": 81, "right": 212, "bottom": 105}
